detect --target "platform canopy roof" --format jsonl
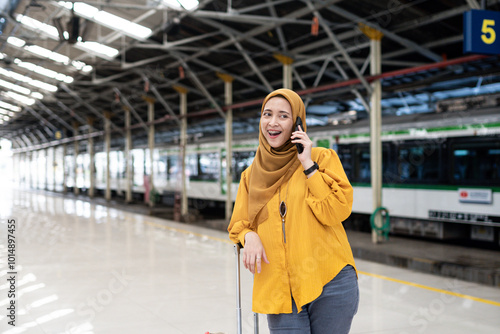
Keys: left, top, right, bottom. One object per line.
{"left": 1, "top": 0, "right": 500, "bottom": 149}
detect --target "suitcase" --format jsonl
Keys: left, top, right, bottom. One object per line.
{"left": 234, "top": 244, "right": 259, "bottom": 334}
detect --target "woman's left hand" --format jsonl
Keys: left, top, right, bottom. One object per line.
{"left": 291, "top": 125, "right": 315, "bottom": 171}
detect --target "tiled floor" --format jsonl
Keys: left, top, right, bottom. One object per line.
{"left": 1, "top": 187, "right": 499, "bottom": 334}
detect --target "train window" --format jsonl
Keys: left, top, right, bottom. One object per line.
{"left": 156, "top": 153, "right": 167, "bottom": 180}
{"left": 132, "top": 149, "right": 144, "bottom": 186}
{"left": 166, "top": 155, "right": 179, "bottom": 181}
{"left": 187, "top": 152, "right": 220, "bottom": 181}
{"left": 198, "top": 152, "right": 220, "bottom": 181}
{"left": 342, "top": 144, "right": 391, "bottom": 183}
{"left": 352, "top": 147, "right": 371, "bottom": 183}
{"left": 233, "top": 151, "right": 255, "bottom": 182}
{"left": 452, "top": 141, "right": 500, "bottom": 185}
{"left": 336, "top": 146, "right": 353, "bottom": 181}
{"left": 397, "top": 143, "right": 440, "bottom": 183}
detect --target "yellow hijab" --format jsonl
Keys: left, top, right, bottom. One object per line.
{"left": 248, "top": 88, "right": 307, "bottom": 226}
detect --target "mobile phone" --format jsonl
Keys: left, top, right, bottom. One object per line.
{"left": 295, "top": 117, "right": 304, "bottom": 154}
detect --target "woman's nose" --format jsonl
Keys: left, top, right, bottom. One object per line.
{"left": 269, "top": 115, "right": 279, "bottom": 126}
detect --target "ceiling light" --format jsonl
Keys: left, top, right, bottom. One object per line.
{"left": 71, "top": 60, "right": 93, "bottom": 73}
{"left": 14, "top": 59, "right": 74, "bottom": 83}
{"left": 15, "top": 14, "right": 104, "bottom": 65}
{"left": 0, "top": 78, "right": 31, "bottom": 95}
{"left": 94, "top": 11, "right": 151, "bottom": 39}
{"left": 58, "top": 1, "right": 152, "bottom": 40}
{"left": 0, "top": 67, "right": 58, "bottom": 92}
{"left": 31, "top": 92, "right": 44, "bottom": 99}
{"left": 0, "top": 101, "right": 21, "bottom": 112}
{"left": 162, "top": 0, "right": 199, "bottom": 10}
{"left": 24, "top": 45, "right": 70, "bottom": 64}
{"left": 178, "top": 0, "right": 199, "bottom": 10}
{"left": 77, "top": 41, "right": 119, "bottom": 58}
{"left": 16, "top": 14, "right": 59, "bottom": 38}
{"left": 3, "top": 91, "right": 35, "bottom": 106}
{"left": 7, "top": 36, "right": 26, "bottom": 47}
{"left": 162, "top": 0, "right": 181, "bottom": 9}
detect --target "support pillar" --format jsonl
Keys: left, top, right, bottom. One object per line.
{"left": 28, "top": 151, "right": 33, "bottom": 189}
{"left": 217, "top": 73, "right": 235, "bottom": 221}
{"left": 143, "top": 95, "right": 156, "bottom": 207}
{"left": 52, "top": 146, "right": 57, "bottom": 191}
{"left": 274, "top": 54, "right": 294, "bottom": 89}
{"left": 104, "top": 112, "right": 113, "bottom": 201}
{"left": 62, "top": 140, "right": 67, "bottom": 193}
{"left": 173, "top": 85, "right": 188, "bottom": 219}
{"left": 87, "top": 117, "right": 95, "bottom": 198}
{"left": 45, "top": 148, "right": 49, "bottom": 191}
{"left": 361, "top": 25, "right": 384, "bottom": 244}
{"left": 72, "top": 122, "right": 80, "bottom": 195}
{"left": 124, "top": 107, "right": 133, "bottom": 203}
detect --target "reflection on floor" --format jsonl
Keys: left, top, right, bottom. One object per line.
{"left": 0, "top": 188, "right": 499, "bottom": 334}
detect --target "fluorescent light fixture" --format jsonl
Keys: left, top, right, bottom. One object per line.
{"left": 179, "top": 0, "right": 199, "bottom": 10}
{"left": 0, "top": 108, "right": 15, "bottom": 115}
{"left": 162, "top": 0, "right": 182, "bottom": 8}
{"left": 0, "top": 78, "right": 31, "bottom": 95}
{"left": 0, "top": 67, "right": 58, "bottom": 92}
{"left": 94, "top": 11, "right": 151, "bottom": 39}
{"left": 57, "top": 1, "right": 152, "bottom": 39}
{"left": 71, "top": 60, "right": 93, "bottom": 73}
{"left": 3, "top": 116, "right": 9, "bottom": 121}
{"left": 3, "top": 91, "right": 36, "bottom": 106}
{"left": 162, "top": 0, "right": 199, "bottom": 10}
{"left": 15, "top": 14, "right": 110, "bottom": 63}
{"left": 7, "top": 36, "right": 26, "bottom": 47}
{"left": 31, "top": 92, "right": 44, "bottom": 99}
{"left": 77, "top": 41, "right": 119, "bottom": 58}
{"left": 0, "top": 101, "right": 21, "bottom": 112}
{"left": 24, "top": 45, "right": 70, "bottom": 64}
{"left": 13, "top": 58, "right": 74, "bottom": 83}
{"left": 31, "top": 81, "right": 57, "bottom": 92}
{"left": 0, "top": 109, "right": 13, "bottom": 117}
{"left": 16, "top": 14, "right": 59, "bottom": 39}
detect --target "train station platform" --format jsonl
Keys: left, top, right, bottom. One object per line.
{"left": 32, "top": 188, "right": 500, "bottom": 289}
{"left": 1, "top": 187, "right": 499, "bottom": 333}
{"left": 194, "top": 221, "right": 500, "bottom": 288}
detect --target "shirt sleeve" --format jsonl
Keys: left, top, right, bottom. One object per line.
{"left": 227, "top": 169, "right": 255, "bottom": 246}
{"left": 305, "top": 149, "right": 353, "bottom": 226}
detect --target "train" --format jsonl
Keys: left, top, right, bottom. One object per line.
{"left": 16, "top": 105, "right": 500, "bottom": 248}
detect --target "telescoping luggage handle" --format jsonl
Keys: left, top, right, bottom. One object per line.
{"left": 234, "top": 244, "right": 259, "bottom": 334}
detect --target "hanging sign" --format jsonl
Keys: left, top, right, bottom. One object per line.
{"left": 464, "top": 9, "right": 500, "bottom": 55}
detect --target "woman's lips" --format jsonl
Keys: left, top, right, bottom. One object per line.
{"left": 267, "top": 130, "right": 281, "bottom": 138}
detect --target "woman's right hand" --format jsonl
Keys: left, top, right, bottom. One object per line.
{"left": 243, "top": 231, "right": 269, "bottom": 274}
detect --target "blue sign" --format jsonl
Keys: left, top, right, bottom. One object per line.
{"left": 464, "top": 10, "right": 500, "bottom": 55}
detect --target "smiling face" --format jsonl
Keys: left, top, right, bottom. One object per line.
{"left": 260, "top": 96, "right": 294, "bottom": 149}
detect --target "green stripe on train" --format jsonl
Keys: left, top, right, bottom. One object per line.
{"left": 336, "top": 122, "right": 500, "bottom": 139}
{"left": 351, "top": 182, "right": 500, "bottom": 192}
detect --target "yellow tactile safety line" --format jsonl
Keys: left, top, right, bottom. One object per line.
{"left": 357, "top": 270, "right": 500, "bottom": 307}
{"left": 144, "top": 220, "right": 500, "bottom": 307}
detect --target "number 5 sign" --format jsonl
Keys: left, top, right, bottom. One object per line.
{"left": 464, "top": 10, "right": 500, "bottom": 55}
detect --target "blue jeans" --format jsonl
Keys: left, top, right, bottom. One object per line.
{"left": 267, "top": 265, "right": 359, "bottom": 334}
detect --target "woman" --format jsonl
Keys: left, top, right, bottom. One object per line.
{"left": 228, "top": 88, "right": 358, "bottom": 334}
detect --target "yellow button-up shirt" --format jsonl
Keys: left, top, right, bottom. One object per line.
{"left": 228, "top": 147, "right": 356, "bottom": 314}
